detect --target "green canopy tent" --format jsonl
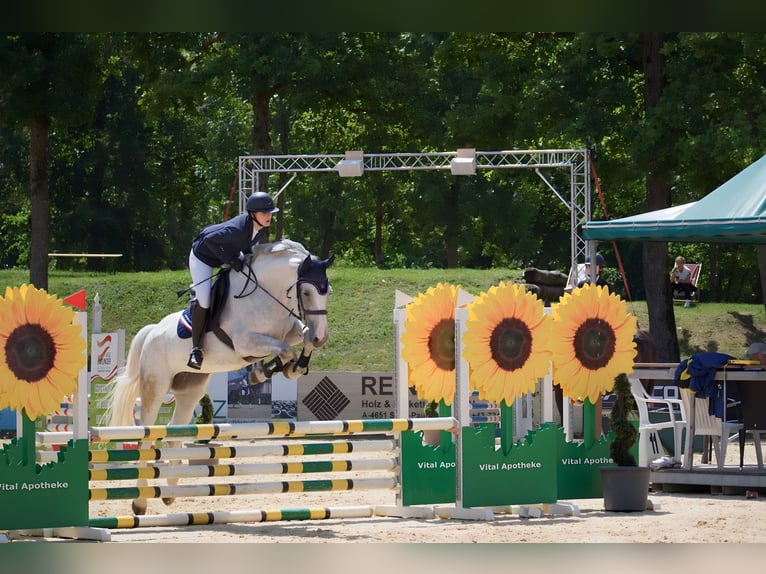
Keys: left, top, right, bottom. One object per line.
{"left": 583, "top": 154, "right": 766, "bottom": 244}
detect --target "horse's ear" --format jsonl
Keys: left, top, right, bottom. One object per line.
{"left": 325, "top": 254, "right": 335, "bottom": 268}
{"left": 299, "top": 255, "right": 312, "bottom": 275}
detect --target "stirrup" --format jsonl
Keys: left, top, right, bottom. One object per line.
{"left": 187, "top": 347, "right": 204, "bottom": 370}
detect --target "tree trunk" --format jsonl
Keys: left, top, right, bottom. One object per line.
{"left": 709, "top": 244, "right": 719, "bottom": 301}
{"left": 445, "top": 179, "right": 459, "bottom": 268}
{"left": 251, "top": 91, "right": 272, "bottom": 194}
{"left": 29, "top": 115, "right": 51, "bottom": 291}
{"left": 642, "top": 32, "right": 679, "bottom": 362}
{"left": 273, "top": 104, "right": 290, "bottom": 239}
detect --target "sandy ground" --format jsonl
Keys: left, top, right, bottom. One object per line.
{"left": 21, "top": 434, "right": 761, "bottom": 546}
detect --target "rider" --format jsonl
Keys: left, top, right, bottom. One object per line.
{"left": 186, "top": 191, "right": 279, "bottom": 370}
{"left": 577, "top": 253, "right": 610, "bottom": 290}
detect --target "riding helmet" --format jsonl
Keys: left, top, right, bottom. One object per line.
{"left": 585, "top": 253, "right": 605, "bottom": 266}
{"left": 246, "top": 192, "right": 280, "bottom": 214}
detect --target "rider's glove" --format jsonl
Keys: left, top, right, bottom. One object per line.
{"left": 228, "top": 256, "right": 244, "bottom": 272}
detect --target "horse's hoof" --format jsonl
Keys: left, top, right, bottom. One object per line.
{"left": 131, "top": 500, "right": 147, "bottom": 516}
{"left": 250, "top": 364, "right": 268, "bottom": 384}
{"left": 162, "top": 496, "right": 176, "bottom": 507}
{"left": 284, "top": 362, "right": 306, "bottom": 379}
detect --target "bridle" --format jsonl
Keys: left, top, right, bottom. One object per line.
{"left": 233, "top": 260, "right": 328, "bottom": 323}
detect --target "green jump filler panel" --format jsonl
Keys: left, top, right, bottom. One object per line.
{"left": 399, "top": 430, "right": 456, "bottom": 506}
{"left": 556, "top": 427, "right": 614, "bottom": 499}
{"left": 461, "top": 422, "right": 558, "bottom": 507}
{"left": 556, "top": 422, "right": 639, "bottom": 500}
{"left": 0, "top": 436, "right": 90, "bottom": 531}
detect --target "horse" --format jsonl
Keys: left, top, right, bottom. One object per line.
{"left": 106, "top": 238, "right": 334, "bottom": 515}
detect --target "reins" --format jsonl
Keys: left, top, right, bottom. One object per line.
{"left": 231, "top": 258, "right": 327, "bottom": 323}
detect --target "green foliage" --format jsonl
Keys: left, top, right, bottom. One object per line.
{"left": 3, "top": 33, "right": 766, "bottom": 299}
{"left": 0, "top": 207, "right": 30, "bottom": 268}
{"left": 609, "top": 373, "right": 638, "bottom": 467}
{"left": 195, "top": 394, "right": 214, "bottom": 424}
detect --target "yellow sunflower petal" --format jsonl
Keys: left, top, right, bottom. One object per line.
{"left": 0, "top": 284, "right": 86, "bottom": 419}
{"left": 463, "top": 281, "right": 551, "bottom": 403}
{"left": 401, "top": 283, "right": 458, "bottom": 404}
{"left": 550, "top": 283, "right": 638, "bottom": 402}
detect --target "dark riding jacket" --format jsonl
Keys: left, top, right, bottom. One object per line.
{"left": 192, "top": 213, "right": 269, "bottom": 267}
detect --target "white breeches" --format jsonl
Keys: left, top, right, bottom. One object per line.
{"left": 188, "top": 250, "right": 214, "bottom": 309}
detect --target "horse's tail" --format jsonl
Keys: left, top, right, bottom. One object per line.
{"left": 107, "top": 324, "right": 153, "bottom": 427}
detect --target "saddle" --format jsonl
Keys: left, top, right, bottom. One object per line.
{"left": 177, "top": 270, "right": 235, "bottom": 349}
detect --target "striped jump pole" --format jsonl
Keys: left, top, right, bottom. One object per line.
{"left": 89, "top": 457, "right": 397, "bottom": 481}
{"left": 89, "top": 505, "right": 375, "bottom": 529}
{"left": 89, "top": 438, "right": 397, "bottom": 463}
{"left": 38, "top": 438, "right": 397, "bottom": 465}
{"left": 89, "top": 476, "right": 398, "bottom": 501}
{"left": 86, "top": 417, "right": 458, "bottom": 442}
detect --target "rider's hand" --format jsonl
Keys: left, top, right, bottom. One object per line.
{"left": 228, "top": 256, "right": 244, "bottom": 272}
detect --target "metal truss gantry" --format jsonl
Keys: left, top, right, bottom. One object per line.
{"left": 238, "top": 149, "right": 592, "bottom": 272}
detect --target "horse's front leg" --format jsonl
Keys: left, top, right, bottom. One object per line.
{"left": 243, "top": 333, "right": 300, "bottom": 383}
{"left": 251, "top": 352, "right": 299, "bottom": 383}
{"left": 283, "top": 340, "right": 315, "bottom": 379}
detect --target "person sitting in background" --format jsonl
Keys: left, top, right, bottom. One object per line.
{"left": 670, "top": 255, "right": 695, "bottom": 301}
{"left": 577, "top": 253, "right": 610, "bottom": 290}
{"left": 746, "top": 342, "right": 766, "bottom": 365}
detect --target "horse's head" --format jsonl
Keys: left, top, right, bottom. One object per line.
{"left": 297, "top": 253, "right": 334, "bottom": 348}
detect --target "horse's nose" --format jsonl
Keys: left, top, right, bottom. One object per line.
{"left": 312, "top": 330, "right": 329, "bottom": 348}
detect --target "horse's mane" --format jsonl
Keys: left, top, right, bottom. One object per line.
{"left": 252, "top": 239, "right": 309, "bottom": 259}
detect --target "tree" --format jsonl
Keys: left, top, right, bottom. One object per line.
{"left": 0, "top": 33, "right": 103, "bottom": 288}
{"left": 639, "top": 32, "right": 680, "bottom": 361}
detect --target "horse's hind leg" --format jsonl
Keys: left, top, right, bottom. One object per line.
{"left": 159, "top": 372, "right": 212, "bottom": 507}
{"left": 131, "top": 387, "right": 166, "bottom": 516}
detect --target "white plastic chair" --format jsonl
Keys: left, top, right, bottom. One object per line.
{"left": 628, "top": 374, "right": 686, "bottom": 467}
{"left": 680, "top": 388, "right": 743, "bottom": 469}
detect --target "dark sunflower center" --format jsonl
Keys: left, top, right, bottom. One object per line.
{"left": 5, "top": 323, "right": 56, "bottom": 382}
{"left": 573, "top": 317, "right": 616, "bottom": 370}
{"left": 428, "top": 318, "right": 455, "bottom": 371}
{"left": 490, "top": 317, "right": 531, "bottom": 371}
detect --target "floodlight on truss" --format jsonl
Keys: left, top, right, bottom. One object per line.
{"left": 337, "top": 150, "right": 364, "bottom": 177}
{"left": 450, "top": 148, "right": 477, "bottom": 175}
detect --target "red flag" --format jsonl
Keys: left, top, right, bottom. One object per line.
{"left": 63, "top": 289, "right": 86, "bottom": 311}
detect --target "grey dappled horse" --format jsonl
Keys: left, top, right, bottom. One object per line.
{"left": 107, "top": 239, "right": 333, "bottom": 515}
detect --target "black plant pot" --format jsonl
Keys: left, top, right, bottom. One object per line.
{"left": 600, "top": 466, "right": 650, "bottom": 512}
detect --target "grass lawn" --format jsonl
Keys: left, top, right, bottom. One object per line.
{"left": 2, "top": 266, "right": 765, "bottom": 371}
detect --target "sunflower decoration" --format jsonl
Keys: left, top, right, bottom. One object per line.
{"left": 400, "top": 283, "right": 458, "bottom": 406}
{"left": 0, "top": 284, "right": 86, "bottom": 420}
{"left": 462, "top": 282, "right": 552, "bottom": 405}
{"left": 550, "top": 283, "right": 637, "bottom": 403}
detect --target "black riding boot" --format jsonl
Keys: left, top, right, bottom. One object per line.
{"left": 187, "top": 301, "right": 209, "bottom": 370}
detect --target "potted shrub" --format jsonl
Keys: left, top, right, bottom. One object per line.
{"left": 187, "top": 394, "right": 219, "bottom": 464}
{"left": 195, "top": 394, "right": 215, "bottom": 427}
{"left": 599, "top": 373, "right": 650, "bottom": 511}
